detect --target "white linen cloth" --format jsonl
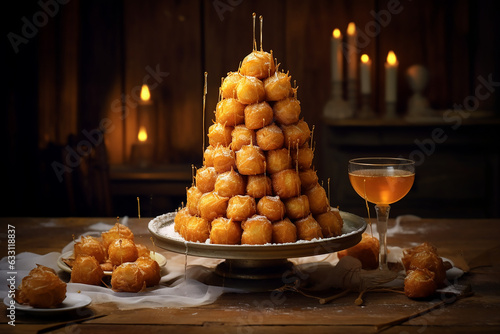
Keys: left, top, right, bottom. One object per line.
{"left": 0, "top": 251, "right": 233, "bottom": 310}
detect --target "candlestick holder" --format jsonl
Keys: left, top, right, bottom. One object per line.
{"left": 130, "top": 98, "right": 156, "bottom": 167}
{"left": 358, "top": 94, "right": 375, "bottom": 119}
{"left": 405, "top": 64, "right": 433, "bottom": 120}
{"left": 131, "top": 141, "right": 154, "bottom": 168}
{"left": 323, "top": 81, "right": 353, "bottom": 119}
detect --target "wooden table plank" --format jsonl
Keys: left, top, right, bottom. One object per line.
{"left": 1, "top": 217, "right": 499, "bottom": 333}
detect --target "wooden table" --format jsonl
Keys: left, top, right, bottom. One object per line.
{"left": 1, "top": 217, "right": 500, "bottom": 333}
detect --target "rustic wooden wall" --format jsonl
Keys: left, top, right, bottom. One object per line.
{"left": 123, "top": 0, "right": 203, "bottom": 165}
{"left": 3, "top": 0, "right": 499, "bottom": 216}
{"left": 34, "top": 0, "right": 500, "bottom": 165}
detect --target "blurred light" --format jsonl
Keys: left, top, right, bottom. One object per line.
{"left": 140, "top": 84, "right": 151, "bottom": 102}
{"left": 387, "top": 50, "right": 397, "bottom": 65}
{"left": 347, "top": 22, "right": 356, "bottom": 35}
{"left": 138, "top": 126, "right": 148, "bottom": 142}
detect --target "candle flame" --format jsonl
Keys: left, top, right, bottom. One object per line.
{"left": 138, "top": 126, "right": 148, "bottom": 142}
{"left": 333, "top": 28, "right": 341, "bottom": 39}
{"left": 140, "top": 84, "right": 151, "bottom": 102}
{"left": 361, "top": 54, "right": 370, "bottom": 63}
{"left": 347, "top": 22, "right": 356, "bottom": 35}
{"left": 387, "top": 50, "right": 397, "bottom": 65}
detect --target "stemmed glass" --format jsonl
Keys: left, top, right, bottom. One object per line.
{"left": 348, "top": 157, "right": 415, "bottom": 269}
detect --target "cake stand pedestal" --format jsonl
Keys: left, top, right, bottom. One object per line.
{"left": 148, "top": 211, "right": 366, "bottom": 290}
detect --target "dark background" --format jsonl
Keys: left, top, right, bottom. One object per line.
{"left": 2, "top": 0, "right": 499, "bottom": 218}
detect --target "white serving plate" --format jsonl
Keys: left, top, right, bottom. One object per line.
{"left": 4, "top": 293, "right": 91, "bottom": 314}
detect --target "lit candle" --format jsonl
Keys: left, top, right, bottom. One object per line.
{"left": 360, "top": 54, "right": 371, "bottom": 94}
{"left": 138, "top": 84, "right": 154, "bottom": 133}
{"left": 331, "top": 28, "right": 342, "bottom": 82}
{"left": 140, "top": 84, "right": 152, "bottom": 105}
{"left": 137, "top": 84, "right": 154, "bottom": 143}
{"left": 385, "top": 50, "right": 398, "bottom": 103}
{"left": 132, "top": 84, "right": 155, "bottom": 167}
{"left": 138, "top": 126, "right": 148, "bottom": 142}
{"left": 347, "top": 22, "right": 357, "bottom": 80}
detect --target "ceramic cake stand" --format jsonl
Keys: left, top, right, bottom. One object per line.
{"left": 148, "top": 211, "right": 366, "bottom": 282}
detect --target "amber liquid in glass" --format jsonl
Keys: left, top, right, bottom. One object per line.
{"left": 348, "top": 169, "right": 415, "bottom": 205}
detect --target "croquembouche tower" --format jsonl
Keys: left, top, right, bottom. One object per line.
{"left": 174, "top": 14, "right": 343, "bottom": 245}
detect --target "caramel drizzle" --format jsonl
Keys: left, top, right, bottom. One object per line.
{"left": 119, "top": 239, "right": 123, "bottom": 264}
{"left": 191, "top": 164, "right": 195, "bottom": 187}
{"left": 310, "top": 125, "right": 315, "bottom": 148}
{"left": 137, "top": 197, "right": 141, "bottom": 220}
{"left": 327, "top": 178, "right": 331, "bottom": 209}
{"left": 259, "top": 15, "right": 263, "bottom": 51}
{"left": 150, "top": 236, "right": 156, "bottom": 258}
{"left": 202, "top": 72, "right": 208, "bottom": 156}
{"left": 252, "top": 13, "right": 257, "bottom": 51}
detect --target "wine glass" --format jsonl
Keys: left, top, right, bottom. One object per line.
{"left": 348, "top": 157, "right": 415, "bottom": 269}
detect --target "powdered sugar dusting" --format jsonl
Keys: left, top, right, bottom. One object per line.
{"left": 150, "top": 211, "right": 364, "bottom": 247}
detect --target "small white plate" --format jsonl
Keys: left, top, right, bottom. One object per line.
{"left": 3, "top": 293, "right": 91, "bottom": 314}
{"left": 57, "top": 251, "right": 167, "bottom": 275}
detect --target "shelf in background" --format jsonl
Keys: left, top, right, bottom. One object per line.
{"left": 109, "top": 164, "right": 192, "bottom": 218}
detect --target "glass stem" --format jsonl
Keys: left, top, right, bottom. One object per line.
{"left": 375, "top": 204, "right": 390, "bottom": 270}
